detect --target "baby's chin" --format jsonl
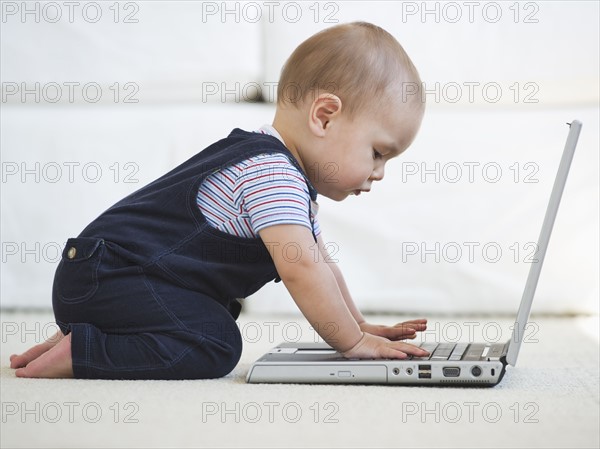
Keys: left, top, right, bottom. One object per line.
{"left": 321, "top": 190, "right": 360, "bottom": 202}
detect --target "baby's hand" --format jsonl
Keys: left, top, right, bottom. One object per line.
{"left": 341, "top": 332, "right": 429, "bottom": 360}
{"left": 359, "top": 319, "right": 427, "bottom": 341}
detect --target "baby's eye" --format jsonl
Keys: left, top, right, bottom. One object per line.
{"left": 373, "top": 149, "right": 383, "bottom": 160}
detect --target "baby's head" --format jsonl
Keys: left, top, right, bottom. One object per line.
{"left": 273, "top": 22, "right": 425, "bottom": 201}
{"left": 276, "top": 21, "right": 424, "bottom": 121}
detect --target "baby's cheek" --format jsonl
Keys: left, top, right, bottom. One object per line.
{"left": 354, "top": 164, "right": 374, "bottom": 183}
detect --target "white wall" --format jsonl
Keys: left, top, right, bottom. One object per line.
{"left": 1, "top": 1, "right": 598, "bottom": 315}
{"left": 261, "top": 1, "right": 599, "bottom": 107}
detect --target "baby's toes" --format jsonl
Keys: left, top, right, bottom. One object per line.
{"left": 10, "top": 354, "right": 27, "bottom": 369}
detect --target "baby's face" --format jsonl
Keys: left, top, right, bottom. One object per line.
{"left": 309, "top": 100, "right": 423, "bottom": 201}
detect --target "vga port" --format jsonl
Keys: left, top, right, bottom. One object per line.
{"left": 442, "top": 367, "right": 461, "bottom": 377}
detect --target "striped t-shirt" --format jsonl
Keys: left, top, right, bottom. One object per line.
{"left": 196, "top": 126, "right": 320, "bottom": 239}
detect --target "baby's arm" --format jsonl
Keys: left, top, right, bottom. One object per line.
{"left": 260, "top": 225, "right": 428, "bottom": 359}
{"left": 315, "top": 233, "right": 366, "bottom": 325}
{"left": 260, "top": 224, "right": 363, "bottom": 351}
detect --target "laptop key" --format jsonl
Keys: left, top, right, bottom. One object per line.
{"left": 413, "top": 342, "right": 438, "bottom": 360}
{"left": 486, "top": 343, "right": 507, "bottom": 360}
{"left": 462, "top": 343, "right": 487, "bottom": 361}
{"left": 430, "top": 343, "right": 456, "bottom": 360}
{"left": 448, "top": 343, "right": 469, "bottom": 361}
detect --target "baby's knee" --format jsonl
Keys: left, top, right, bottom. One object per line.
{"left": 174, "top": 334, "right": 242, "bottom": 380}
{"left": 209, "top": 338, "right": 243, "bottom": 378}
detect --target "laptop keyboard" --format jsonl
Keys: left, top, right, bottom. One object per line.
{"left": 409, "top": 342, "right": 505, "bottom": 361}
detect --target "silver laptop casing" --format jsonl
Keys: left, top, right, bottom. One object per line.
{"left": 247, "top": 341, "right": 507, "bottom": 386}
{"left": 247, "top": 120, "right": 582, "bottom": 387}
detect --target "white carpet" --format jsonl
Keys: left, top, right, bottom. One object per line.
{"left": 1, "top": 310, "right": 598, "bottom": 449}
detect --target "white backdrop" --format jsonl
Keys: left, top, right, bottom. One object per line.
{"left": 1, "top": 1, "right": 598, "bottom": 315}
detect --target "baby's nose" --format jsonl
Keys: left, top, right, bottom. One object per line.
{"left": 371, "top": 165, "right": 385, "bottom": 181}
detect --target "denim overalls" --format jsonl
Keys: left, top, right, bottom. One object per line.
{"left": 52, "top": 128, "right": 318, "bottom": 379}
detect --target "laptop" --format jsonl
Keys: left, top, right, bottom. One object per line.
{"left": 247, "top": 120, "right": 582, "bottom": 387}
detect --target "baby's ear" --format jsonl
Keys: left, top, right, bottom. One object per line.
{"left": 310, "top": 93, "right": 342, "bottom": 134}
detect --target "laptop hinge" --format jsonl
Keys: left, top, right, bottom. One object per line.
{"left": 495, "top": 340, "right": 511, "bottom": 384}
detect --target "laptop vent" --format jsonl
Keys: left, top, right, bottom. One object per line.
{"left": 440, "top": 379, "right": 491, "bottom": 384}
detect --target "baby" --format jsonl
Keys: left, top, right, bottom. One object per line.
{"left": 11, "top": 21, "right": 429, "bottom": 379}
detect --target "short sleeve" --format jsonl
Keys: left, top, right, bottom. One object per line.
{"left": 234, "top": 153, "right": 319, "bottom": 236}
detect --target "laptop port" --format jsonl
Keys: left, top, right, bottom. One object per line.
{"left": 471, "top": 366, "right": 482, "bottom": 377}
{"left": 392, "top": 367, "right": 400, "bottom": 375}
{"left": 442, "top": 367, "right": 461, "bottom": 377}
{"left": 418, "top": 364, "right": 431, "bottom": 379}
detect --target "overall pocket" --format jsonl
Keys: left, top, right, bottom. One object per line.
{"left": 55, "top": 237, "right": 105, "bottom": 303}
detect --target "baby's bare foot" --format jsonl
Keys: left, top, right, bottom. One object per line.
{"left": 15, "top": 333, "right": 73, "bottom": 378}
{"left": 10, "top": 330, "right": 65, "bottom": 369}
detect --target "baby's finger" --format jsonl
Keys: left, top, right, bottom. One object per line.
{"left": 380, "top": 346, "right": 409, "bottom": 360}
{"left": 389, "top": 325, "right": 417, "bottom": 335}
{"left": 396, "top": 342, "right": 430, "bottom": 356}
{"left": 383, "top": 327, "right": 416, "bottom": 340}
{"left": 392, "top": 322, "right": 426, "bottom": 332}
{"left": 407, "top": 318, "right": 428, "bottom": 323}
{"left": 400, "top": 318, "right": 427, "bottom": 328}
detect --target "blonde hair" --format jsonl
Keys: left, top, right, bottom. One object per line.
{"left": 277, "top": 22, "right": 424, "bottom": 119}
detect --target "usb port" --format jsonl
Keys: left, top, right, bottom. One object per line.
{"left": 418, "top": 364, "right": 432, "bottom": 379}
